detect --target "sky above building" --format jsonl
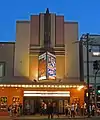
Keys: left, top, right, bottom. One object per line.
{"left": 0, "top": 0, "right": 100, "bottom": 42}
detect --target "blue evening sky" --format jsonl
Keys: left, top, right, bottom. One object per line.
{"left": 0, "top": 0, "right": 100, "bottom": 42}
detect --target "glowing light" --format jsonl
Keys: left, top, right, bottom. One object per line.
{"left": 40, "top": 85, "right": 43, "bottom": 87}
{"left": 24, "top": 91, "right": 70, "bottom": 97}
{"left": 24, "top": 91, "right": 70, "bottom": 94}
{"left": 66, "top": 85, "right": 69, "bottom": 88}
{"left": 24, "top": 93, "right": 70, "bottom": 97}
{"left": 51, "top": 85, "right": 54, "bottom": 87}
{"left": 3, "top": 85, "right": 6, "bottom": 87}
{"left": 73, "top": 85, "right": 77, "bottom": 88}
{"left": 32, "top": 85, "right": 36, "bottom": 87}
{"left": 39, "top": 76, "right": 46, "bottom": 80}
{"left": 18, "top": 85, "right": 21, "bottom": 87}
{"left": 29, "top": 85, "right": 32, "bottom": 87}
{"left": 44, "top": 85, "right": 47, "bottom": 87}
{"left": 25, "top": 85, "right": 29, "bottom": 88}
{"left": 62, "top": 85, "right": 65, "bottom": 88}
{"left": 22, "top": 85, "right": 25, "bottom": 87}
{"left": 36, "top": 85, "right": 39, "bottom": 87}
{"left": 54, "top": 85, "right": 57, "bottom": 88}
{"left": 86, "top": 92, "right": 88, "bottom": 97}
{"left": 15, "top": 85, "right": 18, "bottom": 87}
{"left": 47, "top": 85, "right": 50, "bottom": 87}
{"left": 93, "top": 52, "right": 100, "bottom": 56}
{"left": 77, "top": 85, "right": 84, "bottom": 91}
{"left": 59, "top": 85, "right": 61, "bottom": 88}
{"left": 11, "top": 85, "right": 14, "bottom": 87}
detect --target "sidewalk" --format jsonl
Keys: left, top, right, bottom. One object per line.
{"left": 8, "top": 115, "right": 100, "bottom": 120}
{"left": 1, "top": 115, "right": 100, "bottom": 120}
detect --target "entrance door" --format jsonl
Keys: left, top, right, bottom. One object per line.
{"left": 23, "top": 97, "right": 70, "bottom": 115}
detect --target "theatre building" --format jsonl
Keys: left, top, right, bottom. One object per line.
{"left": 0, "top": 9, "right": 85, "bottom": 115}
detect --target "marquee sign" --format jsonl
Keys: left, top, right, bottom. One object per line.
{"left": 24, "top": 91, "right": 70, "bottom": 97}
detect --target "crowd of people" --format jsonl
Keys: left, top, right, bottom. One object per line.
{"left": 39, "top": 102, "right": 100, "bottom": 119}
{"left": 8, "top": 103, "right": 22, "bottom": 117}
{"left": 7, "top": 101, "right": 100, "bottom": 119}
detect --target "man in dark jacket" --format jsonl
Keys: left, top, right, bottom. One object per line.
{"left": 47, "top": 102, "right": 53, "bottom": 119}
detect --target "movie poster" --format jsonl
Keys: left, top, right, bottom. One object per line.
{"left": 47, "top": 52, "right": 56, "bottom": 80}
{"left": 38, "top": 53, "right": 47, "bottom": 80}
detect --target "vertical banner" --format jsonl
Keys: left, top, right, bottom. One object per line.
{"left": 47, "top": 52, "right": 56, "bottom": 80}
{"left": 38, "top": 53, "right": 47, "bottom": 80}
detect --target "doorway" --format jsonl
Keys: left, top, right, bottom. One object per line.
{"left": 23, "top": 97, "right": 70, "bottom": 115}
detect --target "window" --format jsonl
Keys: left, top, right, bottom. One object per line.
{"left": 92, "top": 46, "right": 100, "bottom": 56}
{"left": 0, "top": 62, "right": 5, "bottom": 77}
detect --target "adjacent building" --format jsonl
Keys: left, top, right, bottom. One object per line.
{"left": 80, "top": 35, "right": 100, "bottom": 86}
{"left": 0, "top": 9, "right": 85, "bottom": 115}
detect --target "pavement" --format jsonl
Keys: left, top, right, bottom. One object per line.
{"left": 0, "top": 115, "right": 100, "bottom": 120}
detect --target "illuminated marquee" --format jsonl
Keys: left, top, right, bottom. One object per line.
{"left": 24, "top": 91, "right": 70, "bottom": 97}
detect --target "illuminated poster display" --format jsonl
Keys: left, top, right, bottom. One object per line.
{"left": 47, "top": 52, "right": 56, "bottom": 79}
{"left": 0, "top": 97, "right": 7, "bottom": 112}
{"left": 38, "top": 53, "right": 46, "bottom": 80}
{"left": 38, "top": 52, "right": 56, "bottom": 81}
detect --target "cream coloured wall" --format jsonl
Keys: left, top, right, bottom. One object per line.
{"left": 29, "top": 55, "right": 38, "bottom": 80}
{"left": 56, "top": 55, "right": 65, "bottom": 79}
{"left": 64, "top": 22, "right": 80, "bottom": 81}
{"left": 14, "top": 21, "right": 30, "bottom": 77}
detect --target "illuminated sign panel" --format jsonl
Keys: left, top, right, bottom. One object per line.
{"left": 24, "top": 91, "right": 70, "bottom": 97}
{"left": 38, "top": 52, "right": 56, "bottom": 81}
{"left": 47, "top": 52, "right": 56, "bottom": 80}
{"left": 38, "top": 53, "right": 46, "bottom": 80}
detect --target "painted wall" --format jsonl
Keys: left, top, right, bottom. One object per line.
{"left": 56, "top": 16, "right": 64, "bottom": 46}
{"left": 14, "top": 21, "right": 30, "bottom": 77}
{"left": 64, "top": 22, "right": 80, "bottom": 81}
{"left": 56, "top": 55, "right": 65, "bottom": 79}
{"left": 0, "top": 43, "right": 15, "bottom": 81}
{"left": 0, "top": 87, "right": 23, "bottom": 115}
{"left": 70, "top": 88, "right": 84, "bottom": 106}
{"left": 30, "top": 15, "right": 39, "bottom": 46}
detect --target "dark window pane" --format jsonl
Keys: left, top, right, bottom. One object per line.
{"left": 0, "top": 62, "right": 5, "bottom": 77}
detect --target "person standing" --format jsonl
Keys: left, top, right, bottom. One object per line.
{"left": 71, "top": 103, "right": 75, "bottom": 118}
{"left": 92, "top": 104, "right": 95, "bottom": 116}
{"left": 52, "top": 102, "right": 59, "bottom": 118}
{"left": 47, "top": 102, "right": 53, "bottom": 119}
{"left": 65, "top": 104, "right": 68, "bottom": 116}
{"left": 44, "top": 103, "right": 47, "bottom": 115}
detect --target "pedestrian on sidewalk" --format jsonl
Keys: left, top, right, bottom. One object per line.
{"left": 71, "top": 103, "right": 75, "bottom": 118}
{"left": 47, "top": 102, "right": 53, "bottom": 119}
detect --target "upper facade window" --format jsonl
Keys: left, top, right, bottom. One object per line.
{"left": 92, "top": 46, "right": 100, "bottom": 56}
{"left": 0, "top": 62, "right": 5, "bottom": 78}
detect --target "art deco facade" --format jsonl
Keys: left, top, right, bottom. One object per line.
{"left": 0, "top": 9, "right": 85, "bottom": 115}
{"left": 13, "top": 11, "right": 80, "bottom": 82}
